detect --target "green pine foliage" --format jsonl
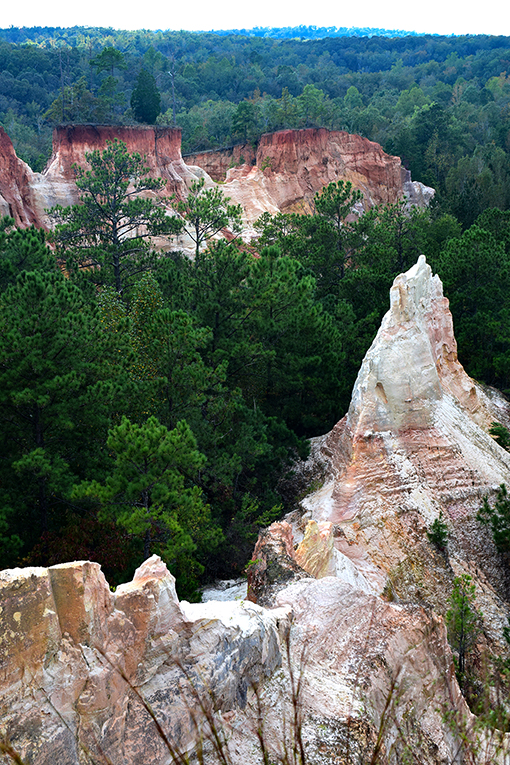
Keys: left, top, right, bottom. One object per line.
{"left": 130, "top": 69, "right": 161, "bottom": 124}
{"left": 0, "top": 269, "right": 109, "bottom": 557}
{"left": 73, "top": 415, "right": 221, "bottom": 597}
{"left": 427, "top": 512, "right": 449, "bottom": 550}
{"left": 446, "top": 574, "right": 483, "bottom": 692}
{"left": 0, "top": 219, "right": 55, "bottom": 291}
{"left": 489, "top": 422, "right": 510, "bottom": 451}
{"left": 478, "top": 484, "right": 510, "bottom": 553}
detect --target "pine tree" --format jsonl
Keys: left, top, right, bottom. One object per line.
{"left": 0, "top": 270, "right": 109, "bottom": 558}
{"left": 73, "top": 415, "right": 222, "bottom": 596}
{"left": 175, "top": 177, "right": 242, "bottom": 260}
{"left": 0, "top": 219, "right": 54, "bottom": 292}
{"left": 131, "top": 69, "right": 161, "bottom": 124}
{"left": 51, "top": 139, "right": 182, "bottom": 295}
{"left": 446, "top": 575, "right": 482, "bottom": 691}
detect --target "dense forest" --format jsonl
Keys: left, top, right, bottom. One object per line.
{"left": 1, "top": 27, "right": 510, "bottom": 597}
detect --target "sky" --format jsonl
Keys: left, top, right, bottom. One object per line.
{"left": 1, "top": 0, "right": 508, "bottom": 38}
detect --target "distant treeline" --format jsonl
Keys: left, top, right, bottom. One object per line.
{"left": 0, "top": 25, "right": 435, "bottom": 44}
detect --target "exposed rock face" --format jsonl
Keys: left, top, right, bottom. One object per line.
{"left": 0, "top": 555, "right": 290, "bottom": 764}
{"left": 187, "top": 129, "right": 410, "bottom": 207}
{"left": 185, "top": 142, "right": 257, "bottom": 182}
{"left": 46, "top": 125, "right": 184, "bottom": 183}
{"left": 185, "top": 129, "right": 431, "bottom": 241}
{"left": 246, "top": 521, "right": 310, "bottom": 606}
{"left": 1, "top": 553, "right": 491, "bottom": 765}
{"left": 251, "top": 128, "right": 406, "bottom": 208}
{"left": 29, "top": 125, "right": 208, "bottom": 231}
{"left": 0, "top": 126, "right": 431, "bottom": 242}
{"left": 0, "top": 127, "right": 39, "bottom": 226}
{"left": 293, "top": 255, "right": 510, "bottom": 643}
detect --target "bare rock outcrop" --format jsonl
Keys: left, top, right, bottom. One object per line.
{"left": 0, "top": 555, "right": 289, "bottom": 764}
{"left": 290, "top": 255, "right": 510, "bottom": 645}
{"left": 0, "top": 127, "right": 39, "bottom": 226}
{"left": 246, "top": 521, "right": 310, "bottom": 606}
{"left": 188, "top": 129, "right": 431, "bottom": 236}
{"left": 0, "top": 126, "right": 432, "bottom": 244}
{"left": 2, "top": 552, "right": 494, "bottom": 765}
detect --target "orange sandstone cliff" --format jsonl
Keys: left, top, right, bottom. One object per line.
{"left": 0, "top": 127, "right": 39, "bottom": 227}
{"left": 187, "top": 128, "right": 433, "bottom": 219}
{"left": 0, "top": 125, "right": 432, "bottom": 239}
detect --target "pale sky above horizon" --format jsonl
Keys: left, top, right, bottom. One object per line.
{"left": 0, "top": 0, "right": 507, "bottom": 38}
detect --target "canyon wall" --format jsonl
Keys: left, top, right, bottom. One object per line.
{"left": 0, "top": 126, "right": 432, "bottom": 245}
{"left": 187, "top": 128, "right": 434, "bottom": 219}
{"left": 0, "top": 127, "right": 39, "bottom": 227}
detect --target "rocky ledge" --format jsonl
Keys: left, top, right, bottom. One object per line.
{"left": 0, "top": 126, "right": 433, "bottom": 240}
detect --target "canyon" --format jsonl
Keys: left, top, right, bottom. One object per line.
{"left": 0, "top": 125, "right": 433, "bottom": 250}
{"left": 2, "top": 256, "right": 510, "bottom": 764}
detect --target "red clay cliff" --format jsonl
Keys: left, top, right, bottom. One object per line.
{"left": 0, "top": 125, "right": 432, "bottom": 235}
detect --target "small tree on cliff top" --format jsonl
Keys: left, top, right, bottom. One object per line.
{"left": 51, "top": 139, "right": 182, "bottom": 295}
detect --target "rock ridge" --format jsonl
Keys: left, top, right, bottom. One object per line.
{"left": 0, "top": 555, "right": 290, "bottom": 763}
{"left": 0, "top": 125, "right": 433, "bottom": 239}
{"left": 290, "top": 256, "right": 510, "bottom": 637}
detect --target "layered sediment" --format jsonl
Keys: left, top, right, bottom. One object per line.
{"left": 0, "top": 126, "right": 433, "bottom": 240}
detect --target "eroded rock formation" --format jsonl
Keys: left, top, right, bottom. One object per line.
{"left": 187, "top": 129, "right": 433, "bottom": 232}
{"left": 0, "top": 555, "right": 289, "bottom": 764}
{"left": 22, "top": 125, "right": 206, "bottom": 231}
{"left": 0, "top": 127, "right": 39, "bottom": 227}
{"left": 288, "top": 256, "right": 510, "bottom": 643}
{"left": 1, "top": 553, "right": 490, "bottom": 765}
{"left": 0, "top": 126, "right": 432, "bottom": 244}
